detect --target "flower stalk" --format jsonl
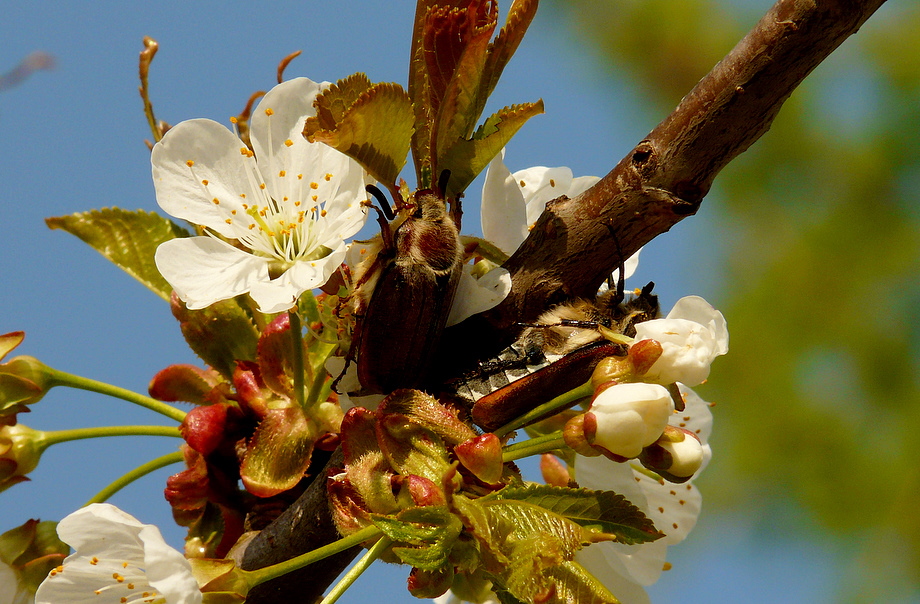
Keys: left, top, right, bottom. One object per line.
{"left": 493, "top": 379, "right": 593, "bottom": 439}
{"left": 85, "top": 450, "right": 184, "bottom": 505}
{"left": 45, "top": 366, "right": 186, "bottom": 423}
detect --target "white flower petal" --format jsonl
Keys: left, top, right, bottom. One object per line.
{"left": 1, "top": 560, "right": 30, "bottom": 604}
{"left": 666, "top": 295, "right": 728, "bottom": 355}
{"left": 247, "top": 244, "right": 347, "bottom": 314}
{"left": 446, "top": 266, "right": 511, "bottom": 327}
{"left": 155, "top": 236, "right": 269, "bottom": 309}
{"left": 481, "top": 150, "right": 529, "bottom": 256}
{"left": 36, "top": 504, "right": 201, "bottom": 604}
{"left": 152, "top": 119, "right": 261, "bottom": 237}
{"left": 514, "top": 165, "right": 574, "bottom": 228}
{"left": 575, "top": 544, "right": 652, "bottom": 604}
{"left": 251, "top": 78, "right": 367, "bottom": 216}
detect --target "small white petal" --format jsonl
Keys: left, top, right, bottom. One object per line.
{"left": 36, "top": 504, "right": 201, "bottom": 604}
{"left": 247, "top": 244, "right": 347, "bottom": 314}
{"left": 446, "top": 266, "right": 511, "bottom": 327}
{"left": 514, "top": 165, "right": 575, "bottom": 228}
{"left": 481, "top": 150, "right": 529, "bottom": 256}
{"left": 155, "top": 237, "right": 269, "bottom": 309}
{"left": 152, "top": 119, "right": 261, "bottom": 238}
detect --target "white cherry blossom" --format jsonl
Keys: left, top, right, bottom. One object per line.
{"left": 35, "top": 503, "right": 201, "bottom": 604}
{"left": 575, "top": 384, "right": 712, "bottom": 602}
{"left": 632, "top": 295, "right": 728, "bottom": 386}
{"left": 153, "top": 77, "right": 369, "bottom": 314}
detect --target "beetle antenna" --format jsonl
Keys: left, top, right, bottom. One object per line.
{"left": 366, "top": 184, "right": 394, "bottom": 221}
{"left": 437, "top": 169, "right": 452, "bottom": 197}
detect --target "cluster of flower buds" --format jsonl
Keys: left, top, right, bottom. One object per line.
{"left": 564, "top": 296, "right": 727, "bottom": 482}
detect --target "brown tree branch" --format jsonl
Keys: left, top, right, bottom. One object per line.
{"left": 444, "top": 0, "right": 887, "bottom": 363}
{"left": 241, "top": 0, "right": 887, "bottom": 599}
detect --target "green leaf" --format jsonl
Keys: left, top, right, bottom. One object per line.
{"left": 487, "top": 484, "right": 663, "bottom": 545}
{"left": 46, "top": 208, "right": 190, "bottom": 301}
{"left": 171, "top": 297, "right": 259, "bottom": 379}
{"left": 542, "top": 560, "right": 622, "bottom": 604}
{"left": 371, "top": 506, "right": 461, "bottom": 571}
{"left": 304, "top": 74, "right": 414, "bottom": 187}
{"left": 439, "top": 101, "right": 544, "bottom": 198}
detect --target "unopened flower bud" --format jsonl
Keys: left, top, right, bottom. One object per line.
{"left": 455, "top": 433, "right": 504, "bottom": 484}
{"left": 0, "top": 424, "right": 46, "bottom": 493}
{"left": 584, "top": 383, "right": 674, "bottom": 459}
{"left": 540, "top": 454, "right": 571, "bottom": 487}
{"left": 638, "top": 426, "right": 704, "bottom": 483}
{"left": 0, "top": 333, "right": 56, "bottom": 421}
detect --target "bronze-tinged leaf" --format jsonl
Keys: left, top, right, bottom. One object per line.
{"left": 431, "top": 5, "right": 497, "bottom": 164}
{"left": 306, "top": 72, "right": 373, "bottom": 133}
{"left": 45, "top": 208, "right": 190, "bottom": 301}
{"left": 476, "top": 0, "right": 539, "bottom": 120}
{"left": 305, "top": 81, "right": 414, "bottom": 187}
{"left": 240, "top": 406, "right": 316, "bottom": 498}
{"left": 439, "top": 100, "right": 544, "bottom": 198}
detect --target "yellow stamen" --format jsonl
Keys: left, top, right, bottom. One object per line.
{"left": 265, "top": 108, "right": 274, "bottom": 116}
{"left": 186, "top": 160, "right": 194, "bottom": 167}
{"left": 284, "top": 139, "right": 294, "bottom": 147}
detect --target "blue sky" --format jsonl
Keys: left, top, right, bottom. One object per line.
{"left": 0, "top": 1, "right": 879, "bottom": 602}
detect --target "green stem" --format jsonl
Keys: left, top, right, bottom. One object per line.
{"left": 319, "top": 534, "right": 392, "bottom": 604}
{"left": 46, "top": 367, "right": 186, "bottom": 423}
{"left": 288, "top": 310, "right": 306, "bottom": 409}
{"left": 41, "top": 425, "right": 181, "bottom": 448}
{"left": 502, "top": 432, "right": 569, "bottom": 463}
{"left": 241, "top": 525, "right": 383, "bottom": 590}
{"left": 493, "top": 379, "right": 594, "bottom": 439}
{"left": 85, "top": 450, "right": 184, "bottom": 505}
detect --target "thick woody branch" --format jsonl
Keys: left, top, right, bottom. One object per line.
{"left": 446, "top": 0, "right": 887, "bottom": 358}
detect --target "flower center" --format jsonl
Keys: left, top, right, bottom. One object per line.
{"left": 48, "top": 556, "right": 166, "bottom": 604}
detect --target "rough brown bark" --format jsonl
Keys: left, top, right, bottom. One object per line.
{"left": 242, "top": 0, "right": 888, "bottom": 599}
{"left": 445, "top": 0, "right": 888, "bottom": 360}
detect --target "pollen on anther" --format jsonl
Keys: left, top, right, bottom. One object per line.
{"left": 90, "top": 557, "right": 99, "bottom": 565}
{"left": 201, "top": 179, "right": 209, "bottom": 186}
{"left": 321, "top": 209, "right": 327, "bottom": 217}
{"left": 312, "top": 195, "right": 318, "bottom": 202}
{"left": 279, "top": 170, "right": 286, "bottom": 177}
{"left": 121, "top": 598, "right": 128, "bottom": 603}
{"left": 550, "top": 179, "right": 556, "bottom": 187}
{"left": 127, "top": 583, "right": 135, "bottom": 590}
{"left": 324, "top": 173, "right": 333, "bottom": 181}
{"left": 212, "top": 198, "right": 220, "bottom": 205}
{"left": 114, "top": 572, "right": 125, "bottom": 582}
{"left": 669, "top": 490, "right": 676, "bottom": 495}
{"left": 297, "top": 174, "right": 303, "bottom": 180}
{"left": 186, "top": 160, "right": 195, "bottom": 168}
{"left": 230, "top": 116, "right": 239, "bottom": 124}
{"left": 265, "top": 108, "right": 274, "bottom": 116}
{"left": 310, "top": 181, "right": 319, "bottom": 190}
{"left": 672, "top": 523, "right": 679, "bottom": 529}
{"left": 519, "top": 180, "right": 526, "bottom": 187}
{"left": 225, "top": 219, "right": 232, "bottom": 224}
{"left": 284, "top": 139, "right": 294, "bottom": 147}
{"left": 240, "top": 193, "right": 247, "bottom": 198}
{"left": 679, "top": 500, "right": 686, "bottom": 505}
{"left": 658, "top": 507, "right": 664, "bottom": 513}
{"left": 294, "top": 200, "right": 302, "bottom": 207}
{"left": 248, "top": 224, "right": 256, "bottom": 230}
{"left": 260, "top": 183, "right": 266, "bottom": 190}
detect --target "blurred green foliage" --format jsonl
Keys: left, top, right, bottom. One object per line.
{"left": 550, "top": 0, "right": 920, "bottom": 600}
